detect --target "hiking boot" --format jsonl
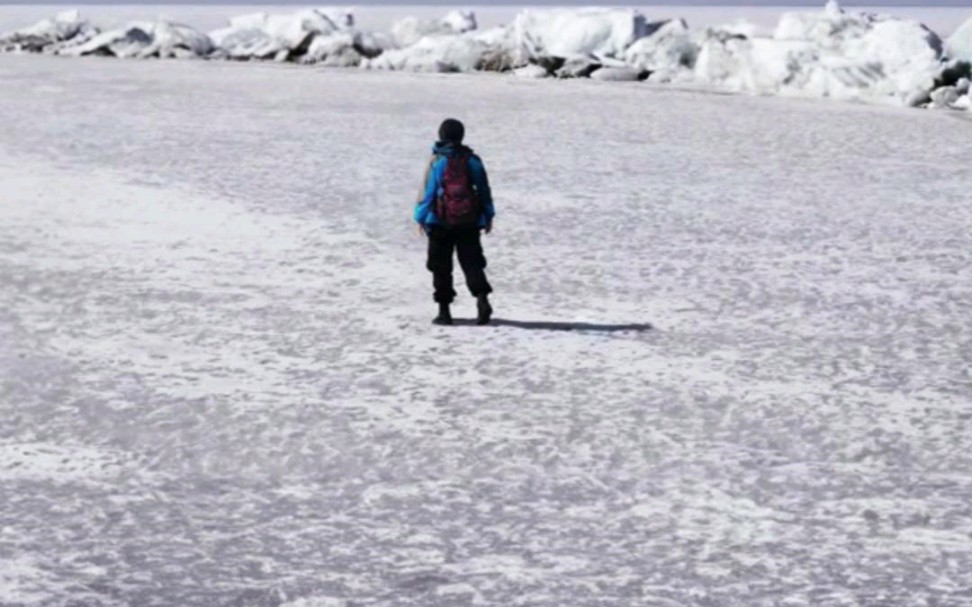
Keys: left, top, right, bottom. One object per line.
{"left": 433, "top": 303, "right": 453, "bottom": 326}
{"left": 476, "top": 295, "right": 493, "bottom": 325}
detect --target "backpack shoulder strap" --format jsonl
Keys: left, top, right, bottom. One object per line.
{"left": 448, "top": 151, "right": 473, "bottom": 177}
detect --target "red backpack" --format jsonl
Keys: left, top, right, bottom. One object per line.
{"left": 436, "top": 153, "right": 481, "bottom": 229}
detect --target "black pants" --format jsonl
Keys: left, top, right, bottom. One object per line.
{"left": 427, "top": 227, "right": 492, "bottom": 304}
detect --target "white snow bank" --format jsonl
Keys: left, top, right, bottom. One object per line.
{"left": 0, "top": 9, "right": 96, "bottom": 53}
{"left": 513, "top": 63, "right": 549, "bottom": 78}
{"left": 361, "top": 9, "right": 488, "bottom": 72}
{"left": 442, "top": 10, "right": 477, "bottom": 36}
{"left": 391, "top": 10, "right": 476, "bottom": 48}
{"left": 694, "top": 3, "right": 944, "bottom": 103}
{"left": 209, "top": 25, "right": 279, "bottom": 60}
{"left": 623, "top": 19, "right": 697, "bottom": 76}
{"left": 555, "top": 56, "right": 603, "bottom": 78}
{"left": 513, "top": 9, "right": 649, "bottom": 62}
{"left": 470, "top": 25, "right": 512, "bottom": 48}
{"left": 0, "top": 5, "right": 964, "bottom": 110}
{"left": 947, "top": 16, "right": 972, "bottom": 61}
{"left": 930, "top": 82, "right": 964, "bottom": 108}
{"left": 231, "top": 8, "right": 353, "bottom": 46}
{"left": 298, "top": 31, "right": 386, "bottom": 66}
{"left": 209, "top": 7, "right": 354, "bottom": 61}
{"left": 61, "top": 20, "right": 212, "bottom": 59}
{"left": 363, "top": 33, "right": 486, "bottom": 72}
{"left": 774, "top": 1, "right": 877, "bottom": 45}
{"left": 717, "top": 19, "right": 762, "bottom": 39}
{"left": 590, "top": 66, "right": 645, "bottom": 81}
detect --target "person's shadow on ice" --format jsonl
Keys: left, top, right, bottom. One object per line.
{"left": 450, "top": 318, "right": 653, "bottom": 332}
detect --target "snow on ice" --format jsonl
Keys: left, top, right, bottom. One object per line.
{"left": 2, "top": 50, "right": 971, "bottom": 606}
{"left": 1, "top": 2, "right": 970, "bottom": 109}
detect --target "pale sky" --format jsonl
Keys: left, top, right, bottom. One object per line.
{"left": 5, "top": 0, "right": 972, "bottom": 5}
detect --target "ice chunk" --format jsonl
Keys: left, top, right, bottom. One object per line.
{"left": 590, "top": 66, "right": 646, "bottom": 81}
{"left": 210, "top": 27, "right": 281, "bottom": 60}
{"left": 850, "top": 19, "right": 943, "bottom": 94}
{"left": 242, "top": 8, "right": 352, "bottom": 44}
{"left": 152, "top": 21, "right": 213, "bottom": 57}
{"left": 930, "top": 85, "right": 962, "bottom": 108}
{"left": 513, "top": 64, "right": 550, "bottom": 78}
{"left": 717, "top": 19, "right": 761, "bottom": 39}
{"left": 362, "top": 35, "right": 486, "bottom": 72}
{"left": 14, "top": 9, "right": 79, "bottom": 39}
{"left": 824, "top": 0, "right": 843, "bottom": 18}
{"left": 391, "top": 17, "right": 442, "bottom": 48}
{"left": 442, "top": 11, "right": 478, "bottom": 36}
{"left": 391, "top": 11, "right": 477, "bottom": 48}
{"left": 471, "top": 26, "right": 518, "bottom": 71}
{"left": 692, "top": 30, "right": 749, "bottom": 91}
{"left": 478, "top": 46, "right": 518, "bottom": 72}
{"left": 299, "top": 32, "right": 359, "bottom": 66}
{"left": 695, "top": 6, "right": 943, "bottom": 103}
{"left": 921, "top": 62, "right": 972, "bottom": 108}
{"left": 555, "top": 56, "right": 602, "bottom": 78}
{"left": 210, "top": 8, "right": 354, "bottom": 60}
{"left": 774, "top": 4, "right": 878, "bottom": 47}
{"left": 947, "top": 16, "right": 972, "bottom": 61}
{"left": 61, "top": 21, "right": 212, "bottom": 59}
{"left": 0, "top": 10, "right": 97, "bottom": 53}
{"left": 371, "top": 12, "right": 501, "bottom": 73}
{"left": 66, "top": 23, "right": 154, "bottom": 58}
{"left": 471, "top": 26, "right": 512, "bottom": 48}
{"left": 354, "top": 31, "right": 391, "bottom": 59}
{"left": 296, "top": 30, "right": 386, "bottom": 66}
{"left": 623, "top": 19, "right": 697, "bottom": 73}
{"left": 513, "top": 9, "right": 649, "bottom": 63}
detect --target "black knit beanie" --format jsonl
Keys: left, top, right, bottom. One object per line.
{"left": 438, "top": 118, "right": 465, "bottom": 144}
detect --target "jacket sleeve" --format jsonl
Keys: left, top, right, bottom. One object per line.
{"left": 414, "top": 157, "right": 441, "bottom": 225}
{"left": 470, "top": 156, "right": 495, "bottom": 220}
{"left": 417, "top": 155, "right": 435, "bottom": 202}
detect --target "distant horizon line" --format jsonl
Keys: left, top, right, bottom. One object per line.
{"left": 1, "top": 1, "right": 970, "bottom": 5}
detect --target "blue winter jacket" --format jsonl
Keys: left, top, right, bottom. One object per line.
{"left": 414, "top": 142, "right": 495, "bottom": 229}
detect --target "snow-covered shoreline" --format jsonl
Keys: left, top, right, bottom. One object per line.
{"left": 0, "top": 5, "right": 968, "bottom": 39}
{"left": 2, "top": 2, "right": 971, "bottom": 109}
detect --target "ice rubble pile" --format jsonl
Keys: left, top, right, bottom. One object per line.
{"left": 695, "top": 0, "right": 969, "bottom": 108}
{"left": 362, "top": 11, "right": 484, "bottom": 72}
{"left": 0, "top": 9, "right": 213, "bottom": 58}
{"left": 207, "top": 8, "right": 387, "bottom": 65}
{"left": 64, "top": 21, "right": 213, "bottom": 59}
{"left": 1, "top": 3, "right": 970, "bottom": 110}
{"left": 938, "top": 17, "right": 972, "bottom": 110}
{"left": 0, "top": 10, "right": 97, "bottom": 54}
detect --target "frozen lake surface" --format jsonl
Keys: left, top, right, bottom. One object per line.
{"left": 1, "top": 55, "right": 972, "bottom": 606}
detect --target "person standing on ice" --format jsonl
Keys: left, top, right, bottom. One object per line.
{"left": 414, "top": 118, "right": 495, "bottom": 326}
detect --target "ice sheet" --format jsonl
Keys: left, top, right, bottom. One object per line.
{"left": 1, "top": 54, "right": 971, "bottom": 607}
